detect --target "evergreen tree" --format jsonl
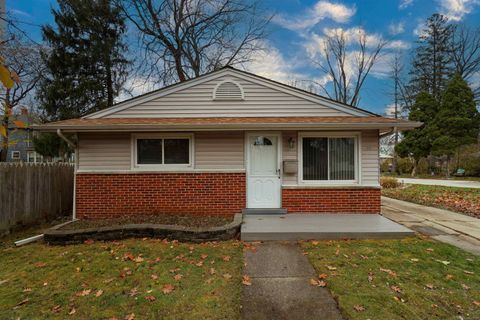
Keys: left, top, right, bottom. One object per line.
{"left": 38, "top": 0, "right": 129, "bottom": 120}
{"left": 409, "top": 14, "right": 454, "bottom": 102}
{"left": 429, "top": 74, "right": 480, "bottom": 174}
{"left": 396, "top": 92, "right": 437, "bottom": 176}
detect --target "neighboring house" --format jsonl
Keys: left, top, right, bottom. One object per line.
{"left": 0, "top": 114, "right": 44, "bottom": 163}
{"left": 34, "top": 67, "right": 421, "bottom": 219}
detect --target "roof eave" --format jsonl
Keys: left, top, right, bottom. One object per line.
{"left": 32, "top": 121, "right": 422, "bottom": 132}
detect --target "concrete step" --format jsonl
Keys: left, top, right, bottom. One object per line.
{"left": 242, "top": 208, "right": 287, "bottom": 215}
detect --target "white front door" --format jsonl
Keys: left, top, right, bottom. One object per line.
{"left": 247, "top": 133, "right": 281, "bottom": 208}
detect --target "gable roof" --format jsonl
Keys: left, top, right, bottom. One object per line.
{"left": 84, "top": 66, "right": 378, "bottom": 119}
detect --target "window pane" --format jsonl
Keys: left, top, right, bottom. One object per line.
{"left": 137, "top": 139, "right": 162, "bottom": 164}
{"left": 164, "top": 139, "right": 189, "bottom": 164}
{"left": 303, "top": 137, "right": 328, "bottom": 180}
{"left": 329, "top": 138, "right": 355, "bottom": 180}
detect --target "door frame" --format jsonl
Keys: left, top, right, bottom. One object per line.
{"left": 245, "top": 131, "right": 282, "bottom": 208}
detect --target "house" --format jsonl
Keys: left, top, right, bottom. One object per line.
{"left": 0, "top": 114, "right": 42, "bottom": 163}
{"left": 34, "top": 67, "right": 421, "bottom": 220}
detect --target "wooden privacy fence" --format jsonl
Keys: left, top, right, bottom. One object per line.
{"left": 0, "top": 163, "right": 74, "bottom": 234}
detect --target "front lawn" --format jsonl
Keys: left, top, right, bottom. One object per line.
{"left": 302, "top": 237, "right": 480, "bottom": 320}
{"left": 0, "top": 237, "right": 242, "bottom": 319}
{"left": 382, "top": 184, "right": 480, "bottom": 218}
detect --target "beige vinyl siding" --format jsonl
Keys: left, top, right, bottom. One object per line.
{"left": 108, "top": 76, "right": 352, "bottom": 118}
{"left": 360, "top": 130, "right": 380, "bottom": 186}
{"left": 282, "top": 131, "right": 298, "bottom": 185}
{"left": 78, "top": 133, "right": 131, "bottom": 171}
{"left": 195, "top": 131, "right": 244, "bottom": 169}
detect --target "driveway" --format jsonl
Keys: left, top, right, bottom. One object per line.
{"left": 398, "top": 178, "right": 480, "bottom": 189}
{"left": 382, "top": 196, "right": 480, "bottom": 255}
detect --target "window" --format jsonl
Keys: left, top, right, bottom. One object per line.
{"left": 27, "top": 151, "right": 35, "bottom": 163}
{"left": 134, "top": 134, "right": 192, "bottom": 169}
{"left": 11, "top": 151, "right": 21, "bottom": 160}
{"left": 300, "top": 134, "right": 357, "bottom": 183}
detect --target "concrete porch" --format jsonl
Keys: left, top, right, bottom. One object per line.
{"left": 241, "top": 214, "right": 414, "bottom": 241}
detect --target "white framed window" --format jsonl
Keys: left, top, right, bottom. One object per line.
{"left": 132, "top": 133, "right": 194, "bottom": 170}
{"left": 298, "top": 132, "right": 359, "bottom": 185}
{"left": 11, "top": 150, "right": 21, "bottom": 160}
{"left": 27, "top": 151, "right": 35, "bottom": 163}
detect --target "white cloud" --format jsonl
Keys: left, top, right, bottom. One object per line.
{"left": 385, "top": 40, "right": 410, "bottom": 50}
{"left": 438, "top": 0, "right": 480, "bottom": 21}
{"left": 273, "top": 1, "right": 356, "bottom": 31}
{"left": 388, "top": 22, "right": 405, "bottom": 35}
{"left": 384, "top": 103, "right": 396, "bottom": 117}
{"left": 399, "top": 0, "right": 414, "bottom": 9}
{"left": 116, "top": 77, "right": 159, "bottom": 103}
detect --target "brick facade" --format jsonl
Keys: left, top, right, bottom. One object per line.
{"left": 75, "top": 173, "right": 246, "bottom": 219}
{"left": 282, "top": 188, "right": 381, "bottom": 213}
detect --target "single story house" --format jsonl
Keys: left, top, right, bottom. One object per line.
{"left": 34, "top": 67, "right": 421, "bottom": 219}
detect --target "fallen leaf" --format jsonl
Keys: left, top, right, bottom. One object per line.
{"left": 242, "top": 275, "right": 252, "bottom": 286}
{"left": 326, "top": 266, "right": 337, "bottom": 271}
{"left": 436, "top": 260, "right": 450, "bottom": 265}
{"left": 464, "top": 270, "right": 474, "bottom": 275}
{"left": 34, "top": 262, "right": 47, "bottom": 268}
{"left": 425, "top": 284, "right": 434, "bottom": 290}
{"left": 84, "top": 239, "right": 94, "bottom": 245}
{"left": 222, "top": 256, "right": 231, "bottom": 262}
{"left": 380, "top": 268, "right": 397, "bottom": 277}
{"left": 68, "top": 308, "right": 76, "bottom": 315}
{"left": 124, "top": 313, "right": 135, "bottom": 320}
{"left": 223, "top": 273, "right": 232, "bottom": 280}
{"left": 368, "top": 272, "right": 374, "bottom": 282}
{"left": 426, "top": 248, "right": 434, "bottom": 252}
{"left": 133, "top": 256, "right": 144, "bottom": 263}
{"left": 310, "top": 279, "right": 327, "bottom": 287}
{"left": 353, "top": 305, "right": 365, "bottom": 312}
{"left": 195, "top": 261, "right": 204, "bottom": 267}
{"left": 145, "top": 295, "right": 156, "bottom": 302}
{"left": 14, "top": 298, "right": 29, "bottom": 308}
{"left": 23, "top": 288, "right": 32, "bottom": 292}
{"left": 209, "top": 268, "right": 216, "bottom": 275}
{"left": 174, "top": 274, "right": 183, "bottom": 281}
{"left": 52, "top": 305, "right": 62, "bottom": 313}
{"left": 162, "top": 284, "right": 175, "bottom": 294}
{"left": 95, "top": 289, "right": 104, "bottom": 297}
{"left": 200, "top": 254, "right": 208, "bottom": 259}
{"left": 461, "top": 284, "right": 470, "bottom": 290}
{"left": 318, "top": 273, "right": 328, "bottom": 279}
{"left": 410, "top": 258, "right": 419, "bottom": 262}
{"left": 391, "top": 285, "right": 402, "bottom": 293}
{"left": 446, "top": 274, "right": 454, "bottom": 280}
{"left": 76, "top": 289, "right": 91, "bottom": 297}
{"left": 311, "top": 241, "right": 319, "bottom": 245}
{"left": 151, "top": 274, "right": 158, "bottom": 280}
{"left": 473, "top": 301, "right": 480, "bottom": 306}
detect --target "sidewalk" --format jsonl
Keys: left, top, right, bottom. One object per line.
{"left": 398, "top": 178, "right": 480, "bottom": 189}
{"left": 382, "top": 196, "right": 480, "bottom": 255}
{"left": 241, "top": 242, "right": 343, "bottom": 320}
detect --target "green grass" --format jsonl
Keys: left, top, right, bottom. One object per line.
{"left": 382, "top": 184, "right": 480, "bottom": 218}
{"left": 0, "top": 236, "right": 243, "bottom": 319}
{"left": 302, "top": 237, "right": 480, "bottom": 320}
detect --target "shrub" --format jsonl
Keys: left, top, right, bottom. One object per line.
{"left": 380, "top": 176, "right": 400, "bottom": 189}
{"left": 397, "top": 158, "right": 414, "bottom": 175}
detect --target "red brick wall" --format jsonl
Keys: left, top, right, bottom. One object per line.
{"left": 76, "top": 173, "right": 246, "bottom": 219}
{"left": 282, "top": 188, "right": 381, "bottom": 213}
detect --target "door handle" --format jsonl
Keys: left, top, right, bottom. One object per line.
{"left": 276, "top": 169, "right": 281, "bottom": 178}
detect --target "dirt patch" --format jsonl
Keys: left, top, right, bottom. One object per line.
{"left": 60, "top": 215, "right": 234, "bottom": 230}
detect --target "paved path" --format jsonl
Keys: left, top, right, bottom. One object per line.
{"left": 398, "top": 178, "right": 480, "bottom": 189}
{"left": 241, "top": 241, "right": 343, "bottom": 320}
{"left": 382, "top": 197, "right": 480, "bottom": 255}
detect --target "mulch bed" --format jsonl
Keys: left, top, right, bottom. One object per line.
{"left": 60, "top": 214, "right": 235, "bottom": 230}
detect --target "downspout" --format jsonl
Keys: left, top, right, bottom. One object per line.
{"left": 57, "top": 129, "right": 77, "bottom": 221}
{"left": 379, "top": 127, "right": 396, "bottom": 138}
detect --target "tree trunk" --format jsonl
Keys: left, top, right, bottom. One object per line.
{"left": 0, "top": 89, "right": 11, "bottom": 162}
{"left": 411, "top": 158, "right": 418, "bottom": 177}
{"left": 392, "top": 128, "right": 399, "bottom": 175}
{"left": 445, "top": 156, "right": 450, "bottom": 178}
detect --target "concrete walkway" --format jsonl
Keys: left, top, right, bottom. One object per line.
{"left": 382, "top": 197, "right": 480, "bottom": 255}
{"left": 398, "top": 178, "right": 480, "bottom": 189}
{"left": 241, "top": 242, "right": 343, "bottom": 320}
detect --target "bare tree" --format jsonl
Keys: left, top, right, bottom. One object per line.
{"left": 0, "top": 32, "right": 44, "bottom": 161}
{"left": 451, "top": 24, "right": 480, "bottom": 80}
{"left": 118, "top": 0, "right": 271, "bottom": 85}
{"left": 312, "top": 29, "right": 387, "bottom": 107}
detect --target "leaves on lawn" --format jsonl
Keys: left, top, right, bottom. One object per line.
{"left": 326, "top": 266, "right": 337, "bottom": 271}
{"left": 318, "top": 273, "right": 328, "bottom": 279}
{"left": 390, "top": 285, "right": 402, "bottom": 293}
{"left": 461, "top": 284, "right": 470, "bottom": 290}
{"left": 223, "top": 273, "right": 232, "bottom": 280}
{"left": 435, "top": 260, "right": 450, "bottom": 265}
{"left": 51, "top": 305, "right": 62, "bottom": 313}
{"left": 222, "top": 255, "right": 231, "bottom": 262}
{"left": 425, "top": 284, "right": 434, "bottom": 290}
{"left": 34, "top": 262, "right": 47, "bottom": 268}
{"left": 124, "top": 313, "right": 135, "bottom": 320}
{"left": 310, "top": 279, "right": 327, "bottom": 287}
{"left": 145, "top": 295, "right": 156, "bottom": 302}
{"left": 173, "top": 274, "right": 183, "bottom": 281}
{"left": 379, "top": 268, "right": 397, "bottom": 277}
{"left": 353, "top": 305, "right": 365, "bottom": 312}
{"left": 13, "top": 298, "right": 29, "bottom": 309}
{"left": 84, "top": 239, "right": 95, "bottom": 245}
{"left": 242, "top": 275, "right": 252, "bottom": 286}
{"left": 95, "top": 289, "right": 104, "bottom": 297}
{"left": 68, "top": 308, "right": 76, "bottom": 315}
{"left": 76, "top": 289, "right": 91, "bottom": 297}
{"left": 162, "top": 284, "right": 175, "bottom": 294}
{"left": 209, "top": 268, "right": 216, "bottom": 275}
{"left": 129, "top": 288, "right": 139, "bottom": 297}
{"left": 151, "top": 274, "right": 158, "bottom": 280}
{"left": 463, "top": 270, "right": 474, "bottom": 275}
{"left": 200, "top": 254, "right": 208, "bottom": 260}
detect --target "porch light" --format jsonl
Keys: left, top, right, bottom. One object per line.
{"left": 288, "top": 137, "right": 295, "bottom": 149}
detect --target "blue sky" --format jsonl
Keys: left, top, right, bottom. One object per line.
{"left": 8, "top": 0, "right": 480, "bottom": 115}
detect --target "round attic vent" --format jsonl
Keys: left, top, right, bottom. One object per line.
{"left": 213, "top": 80, "right": 244, "bottom": 101}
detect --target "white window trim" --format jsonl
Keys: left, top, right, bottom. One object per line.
{"left": 131, "top": 133, "right": 194, "bottom": 171}
{"left": 298, "top": 131, "right": 360, "bottom": 185}
{"left": 11, "top": 150, "right": 21, "bottom": 160}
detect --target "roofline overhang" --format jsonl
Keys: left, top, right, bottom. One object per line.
{"left": 32, "top": 121, "right": 422, "bottom": 133}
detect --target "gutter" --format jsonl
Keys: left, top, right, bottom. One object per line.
{"left": 379, "top": 127, "right": 396, "bottom": 138}
{"left": 56, "top": 129, "right": 76, "bottom": 148}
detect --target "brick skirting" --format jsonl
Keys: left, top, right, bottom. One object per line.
{"left": 76, "top": 173, "right": 246, "bottom": 219}
{"left": 282, "top": 188, "right": 381, "bottom": 213}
